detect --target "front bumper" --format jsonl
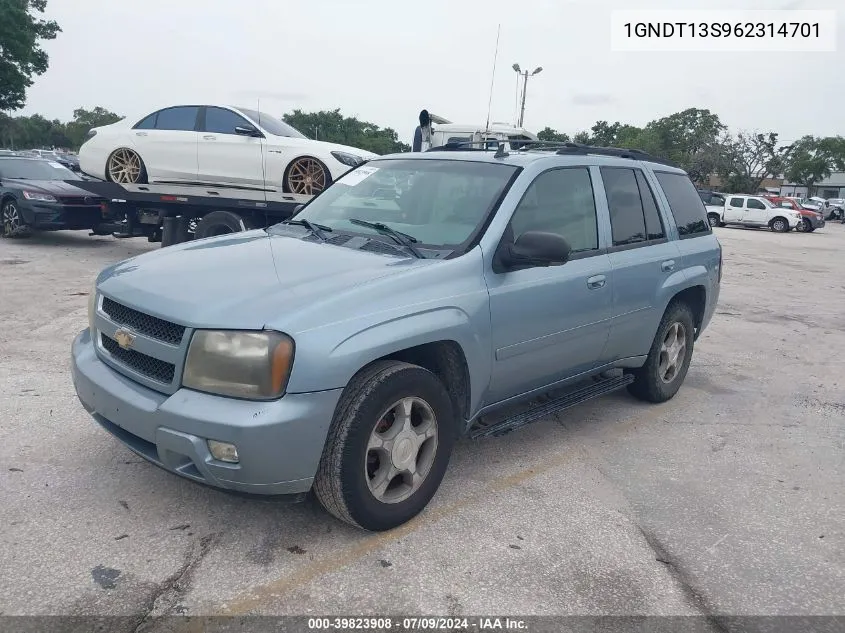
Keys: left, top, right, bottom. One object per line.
{"left": 71, "top": 329, "right": 343, "bottom": 495}
{"left": 19, "top": 200, "right": 103, "bottom": 230}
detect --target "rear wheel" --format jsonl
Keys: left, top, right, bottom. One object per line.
{"left": 627, "top": 302, "right": 695, "bottom": 404}
{"left": 106, "top": 148, "right": 147, "bottom": 184}
{"left": 314, "top": 361, "right": 455, "bottom": 531}
{"left": 193, "top": 211, "right": 254, "bottom": 239}
{"left": 707, "top": 213, "right": 722, "bottom": 228}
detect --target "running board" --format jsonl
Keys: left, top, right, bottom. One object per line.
{"left": 469, "top": 374, "right": 635, "bottom": 439}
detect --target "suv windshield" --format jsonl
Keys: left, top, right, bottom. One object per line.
{"left": 288, "top": 158, "right": 518, "bottom": 248}
{"left": 0, "top": 158, "right": 79, "bottom": 180}
{"left": 238, "top": 108, "right": 308, "bottom": 139}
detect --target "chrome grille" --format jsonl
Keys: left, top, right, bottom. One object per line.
{"left": 101, "top": 297, "right": 185, "bottom": 345}
{"left": 100, "top": 333, "right": 175, "bottom": 384}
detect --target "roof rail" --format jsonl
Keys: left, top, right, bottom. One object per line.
{"left": 552, "top": 142, "right": 680, "bottom": 167}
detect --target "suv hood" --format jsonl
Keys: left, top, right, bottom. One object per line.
{"left": 96, "top": 231, "right": 427, "bottom": 330}
{"left": 3, "top": 179, "right": 90, "bottom": 195}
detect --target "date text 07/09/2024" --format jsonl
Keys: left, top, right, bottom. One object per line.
{"left": 307, "top": 617, "right": 528, "bottom": 630}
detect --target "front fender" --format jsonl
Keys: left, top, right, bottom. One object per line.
{"left": 285, "top": 306, "right": 491, "bottom": 412}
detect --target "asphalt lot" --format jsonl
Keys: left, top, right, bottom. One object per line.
{"left": 1, "top": 225, "right": 843, "bottom": 628}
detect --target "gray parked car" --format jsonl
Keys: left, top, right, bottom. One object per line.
{"left": 71, "top": 144, "right": 722, "bottom": 531}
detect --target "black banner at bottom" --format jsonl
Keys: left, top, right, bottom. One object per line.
{"left": 0, "top": 616, "right": 843, "bottom": 633}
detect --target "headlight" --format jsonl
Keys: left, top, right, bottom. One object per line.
{"left": 330, "top": 151, "right": 364, "bottom": 167}
{"left": 22, "top": 191, "right": 57, "bottom": 202}
{"left": 87, "top": 280, "right": 98, "bottom": 332}
{"left": 183, "top": 330, "right": 294, "bottom": 400}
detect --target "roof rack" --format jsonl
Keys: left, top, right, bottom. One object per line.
{"left": 426, "top": 140, "right": 503, "bottom": 152}
{"left": 552, "top": 142, "right": 680, "bottom": 167}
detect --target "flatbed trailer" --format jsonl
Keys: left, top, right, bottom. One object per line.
{"left": 70, "top": 180, "right": 311, "bottom": 247}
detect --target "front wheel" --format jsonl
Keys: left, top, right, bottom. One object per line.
{"left": 314, "top": 360, "right": 455, "bottom": 531}
{"left": 627, "top": 302, "right": 695, "bottom": 403}
{"left": 283, "top": 157, "right": 331, "bottom": 195}
{"left": 2, "top": 199, "right": 29, "bottom": 238}
{"left": 770, "top": 217, "right": 789, "bottom": 233}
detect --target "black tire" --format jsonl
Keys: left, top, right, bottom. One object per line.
{"left": 627, "top": 301, "right": 695, "bottom": 404}
{"left": 707, "top": 213, "right": 722, "bottom": 228}
{"left": 314, "top": 360, "right": 456, "bottom": 532}
{"left": 2, "top": 198, "right": 30, "bottom": 238}
{"left": 806, "top": 225, "right": 816, "bottom": 233}
{"left": 193, "top": 210, "right": 255, "bottom": 239}
{"left": 770, "top": 217, "right": 789, "bottom": 233}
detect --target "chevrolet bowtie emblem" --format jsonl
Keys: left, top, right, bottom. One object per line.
{"left": 113, "top": 329, "right": 136, "bottom": 350}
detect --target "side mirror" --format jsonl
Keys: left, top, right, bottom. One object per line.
{"left": 499, "top": 231, "right": 571, "bottom": 271}
{"left": 292, "top": 204, "right": 304, "bottom": 214}
{"left": 234, "top": 125, "right": 262, "bottom": 137}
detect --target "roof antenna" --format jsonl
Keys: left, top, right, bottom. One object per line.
{"left": 484, "top": 24, "right": 501, "bottom": 134}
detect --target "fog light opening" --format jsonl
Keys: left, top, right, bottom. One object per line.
{"left": 207, "top": 440, "right": 239, "bottom": 463}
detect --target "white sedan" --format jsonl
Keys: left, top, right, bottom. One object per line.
{"left": 78, "top": 104, "right": 377, "bottom": 195}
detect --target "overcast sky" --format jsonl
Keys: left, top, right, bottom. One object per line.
{"left": 21, "top": 0, "right": 844, "bottom": 144}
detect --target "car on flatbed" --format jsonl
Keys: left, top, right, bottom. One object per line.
{"left": 71, "top": 143, "right": 722, "bottom": 531}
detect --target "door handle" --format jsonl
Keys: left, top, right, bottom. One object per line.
{"left": 586, "top": 274, "right": 606, "bottom": 289}
{"left": 661, "top": 260, "right": 675, "bottom": 272}
{"left": 135, "top": 132, "right": 147, "bottom": 137}
{"left": 203, "top": 135, "right": 216, "bottom": 140}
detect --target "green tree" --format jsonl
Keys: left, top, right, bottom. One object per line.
{"left": 640, "top": 108, "right": 725, "bottom": 184}
{"left": 282, "top": 108, "right": 409, "bottom": 155}
{"left": 64, "top": 106, "right": 123, "bottom": 148}
{"left": 0, "top": 0, "right": 61, "bottom": 111}
{"left": 782, "top": 135, "right": 845, "bottom": 195}
{"left": 716, "top": 131, "right": 784, "bottom": 194}
{"left": 572, "top": 131, "right": 591, "bottom": 144}
{"left": 536, "top": 127, "right": 570, "bottom": 143}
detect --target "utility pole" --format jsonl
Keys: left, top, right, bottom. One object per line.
{"left": 512, "top": 64, "right": 543, "bottom": 128}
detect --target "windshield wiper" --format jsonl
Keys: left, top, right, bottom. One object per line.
{"left": 282, "top": 218, "right": 332, "bottom": 241}
{"left": 349, "top": 218, "right": 423, "bottom": 258}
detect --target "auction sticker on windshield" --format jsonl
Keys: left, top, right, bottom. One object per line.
{"left": 338, "top": 165, "right": 379, "bottom": 186}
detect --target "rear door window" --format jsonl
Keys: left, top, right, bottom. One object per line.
{"left": 602, "top": 167, "right": 668, "bottom": 247}
{"left": 654, "top": 171, "right": 712, "bottom": 238}
{"left": 154, "top": 106, "right": 200, "bottom": 131}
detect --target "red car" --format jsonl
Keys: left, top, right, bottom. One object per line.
{"left": 765, "top": 197, "right": 825, "bottom": 232}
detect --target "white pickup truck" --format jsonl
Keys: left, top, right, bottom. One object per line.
{"left": 721, "top": 195, "right": 802, "bottom": 233}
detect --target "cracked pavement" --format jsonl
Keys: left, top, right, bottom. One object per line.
{"left": 1, "top": 226, "right": 843, "bottom": 627}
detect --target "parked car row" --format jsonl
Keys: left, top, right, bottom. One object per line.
{"left": 0, "top": 148, "right": 80, "bottom": 171}
{"left": 696, "top": 189, "right": 840, "bottom": 233}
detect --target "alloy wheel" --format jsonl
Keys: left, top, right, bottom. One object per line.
{"left": 2, "top": 202, "right": 22, "bottom": 235}
{"left": 658, "top": 322, "right": 687, "bottom": 384}
{"left": 107, "top": 149, "right": 143, "bottom": 183}
{"left": 286, "top": 158, "right": 327, "bottom": 195}
{"left": 365, "top": 397, "right": 439, "bottom": 504}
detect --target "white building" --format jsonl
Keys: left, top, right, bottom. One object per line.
{"left": 780, "top": 172, "right": 845, "bottom": 198}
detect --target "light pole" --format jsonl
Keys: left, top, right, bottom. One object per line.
{"left": 512, "top": 64, "right": 542, "bottom": 128}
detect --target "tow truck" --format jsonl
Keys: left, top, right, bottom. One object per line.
{"left": 71, "top": 179, "right": 311, "bottom": 247}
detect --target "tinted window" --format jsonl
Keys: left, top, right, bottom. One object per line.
{"left": 238, "top": 108, "right": 307, "bottom": 138}
{"left": 447, "top": 136, "right": 472, "bottom": 145}
{"left": 747, "top": 198, "right": 766, "bottom": 210}
{"left": 729, "top": 197, "right": 745, "bottom": 207}
{"left": 204, "top": 107, "right": 250, "bottom": 134}
{"left": 154, "top": 107, "right": 199, "bottom": 131}
{"left": 602, "top": 167, "right": 646, "bottom": 246}
{"left": 134, "top": 113, "right": 157, "bottom": 129}
{"left": 654, "top": 172, "right": 712, "bottom": 237}
{"left": 0, "top": 158, "right": 79, "bottom": 180}
{"left": 510, "top": 168, "right": 598, "bottom": 253}
{"left": 635, "top": 170, "right": 665, "bottom": 240}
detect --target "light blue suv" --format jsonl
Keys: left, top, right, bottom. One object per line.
{"left": 71, "top": 143, "right": 722, "bottom": 531}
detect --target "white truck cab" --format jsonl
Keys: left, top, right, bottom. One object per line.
{"left": 427, "top": 115, "right": 538, "bottom": 149}
{"left": 723, "top": 195, "right": 802, "bottom": 233}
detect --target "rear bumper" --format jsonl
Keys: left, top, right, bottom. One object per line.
{"left": 71, "top": 328, "right": 343, "bottom": 495}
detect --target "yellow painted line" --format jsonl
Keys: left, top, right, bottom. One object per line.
{"left": 218, "top": 405, "right": 664, "bottom": 615}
